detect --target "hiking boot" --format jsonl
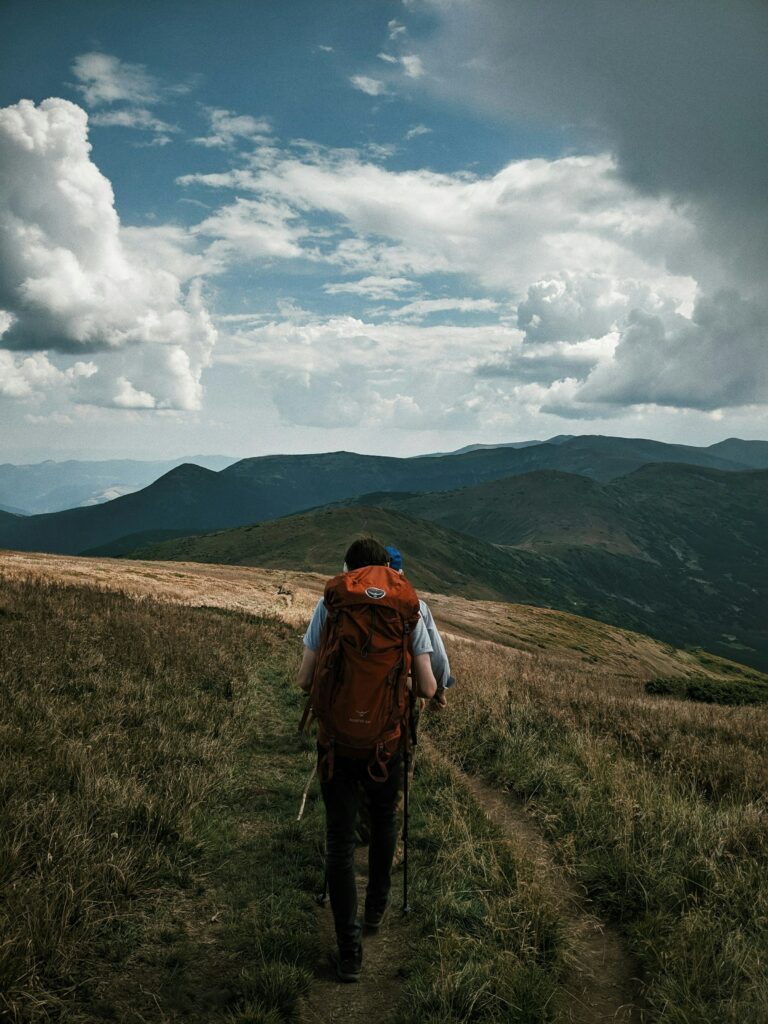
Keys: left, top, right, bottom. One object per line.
{"left": 330, "top": 946, "right": 362, "bottom": 983}
{"left": 363, "top": 895, "right": 391, "bottom": 930}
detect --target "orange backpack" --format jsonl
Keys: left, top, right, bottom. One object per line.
{"left": 309, "top": 565, "right": 421, "bottom": 780}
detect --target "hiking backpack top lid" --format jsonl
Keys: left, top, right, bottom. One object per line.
{"left": 323, "top": 564, "right": 420, "bottom": 622}
{"left": 311, "top": 565, "right": 421, "bottom": 769}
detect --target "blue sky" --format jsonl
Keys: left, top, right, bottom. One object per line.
{"left": 1, "top": 0, "right": 766, "bottom": 461}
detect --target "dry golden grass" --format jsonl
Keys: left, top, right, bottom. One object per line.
{"left": 428, "top": 638, "right": 768, "bottom": 1023}
{"left": 4, "top": 551, "right": 767, "bottom": 1023}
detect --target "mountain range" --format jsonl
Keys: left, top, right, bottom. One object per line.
{"left": 2, "top": 435, "right": 767, "bottom": 556}
{"left": 1, "top": 433, "right": 766, "bottom": 669}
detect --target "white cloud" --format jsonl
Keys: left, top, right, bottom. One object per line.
{"left": 185, "top": 146, "right": 693, "bottom": 297}
{"left": 217, "top": 311, "right": 519, "bottom": 430}
{"left": 192, "top": 198, "right": 308, "bottom": 261}
{"left": 70, "top": 52, "right": 186, "bottom": 142}
{"left": 401, "top": 55, "right": 425, "bottom": 79}
{"left": 174, "top": 128, "right": 767, "bottom": 418}
{"left": 574, "top": 291, "right": 768, "bottom": 412}
{"left": 377, "top": 52, "right": 399, "bottom": 64}
{"left": 516, "top": 273, "right": 679, "bottom": 344}
{"left": 0, "top": 351, "right": 63, "bottom": 399}
{"left": 71, "top": 52, "right": 161, "bottom": 107}
{"left": 350, "top": 75, "right": 387, "bottom": 97}
{"left": 405, "top": 124, "right": 431, "bottom": 140}
{"left": 90, "top": 107, "right": 178, "bottom": 136}
{"left": 0, "top": 351, "right": 95, "bottom": 401}
{"left": 388, "top": 20, "right": 407, "bottom": 40}
{"left": 324, "top": 276, "right": 417, "bottom": 300}
{"left": 192, "top": 107, "right": 271, "bottom": 148}
{"left": 391, "top": 297, "right": 500, "bottom": 319}
{"left": 0, "top": 98, "right": 216, "bottom": 411}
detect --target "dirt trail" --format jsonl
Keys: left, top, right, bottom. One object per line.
{"left": 453, "top": 760, "right": 644, "bottom": 1024}
{"left": 297, "top": 848, "right": 407, "bottom": 1024}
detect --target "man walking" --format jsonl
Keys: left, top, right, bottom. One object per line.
{"left": 296, "top": 537, "right": 437, "bottom": 982}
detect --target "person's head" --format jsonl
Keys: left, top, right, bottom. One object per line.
{"left": 343, "top": 536, "right": 390, "bottom": 571}
{"left": 385, "top": 545, "right": 404, "bottom": 574}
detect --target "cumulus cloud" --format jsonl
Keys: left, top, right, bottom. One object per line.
{"left": 0, "top": 350, "right": 95, "bottom": 400}
{"left": 181, "top": 145, "right": 693, "bottom": 296}
{"left": 419, "top": 0, "right": 768, "bottom": 413}
{"left": 350, "top": 75, "right": 387, "bottom": 97}
{"left": 516, "top": 274, "right": 678, "bottom": 345}
{"left": 0, "top": 98, "right": 215, "bottom": 410}
{"left": 192, "top": 107, "right": 271, "bottom": 148}
{"left": 576, "top": 291, "right": 768, "bottom": 412}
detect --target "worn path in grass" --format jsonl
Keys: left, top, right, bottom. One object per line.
{"left": 434, "top": 740, "right": 644, "bottom": 1024}
{"left": 297, "top": 845, "right": 409, "bottom": 1024}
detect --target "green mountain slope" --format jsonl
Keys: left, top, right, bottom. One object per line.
{"left": 129, "top": 466, "right": 768, "bottom": 670}
{"left": 0, "top": 435, "right": 753, "bottom": 557}
{"left": 129, "top": 505, "right": 582, "bottom": 607}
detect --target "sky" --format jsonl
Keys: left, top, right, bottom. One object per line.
{"left": 1, "top": 0, "right": 767, "bottom": 462}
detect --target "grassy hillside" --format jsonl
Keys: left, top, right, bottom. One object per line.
{"left": 3, "top": 563, "right": 767, "bottom": 1022}
{"left": 429, "top": 637, "right": 768, "bottom": 1022}
{"left": 1, "top": 576, "right": 570, "bottom": 1023}
{"left": 128, "top": 504, "right": 573, "bottom": 606}
{"left": 350, "top": 470, "right": 641, "bottom": 555}
{"left": 123, "top": 465, "right": 768, "bottom": 670}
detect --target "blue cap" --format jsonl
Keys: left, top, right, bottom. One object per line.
{"left": 385, "top": 545, "right": 403, "bottom": 572}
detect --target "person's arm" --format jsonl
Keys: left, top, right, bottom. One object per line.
{"left": 412, "top": 651, "right": 437, "bottom": 698}
{"left": 298, "top": 598, "right": 325, "bottom": 691}
{"left": 297, "top": 647, "right": 317, "bottom": 692}
{"left": 420, "top": 601, "right": 453, "bottom": 689}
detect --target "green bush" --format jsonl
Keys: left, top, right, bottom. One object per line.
{"left": 646, "top": 676, "right": 768, "bottom": 706}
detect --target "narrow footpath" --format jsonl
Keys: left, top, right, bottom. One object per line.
{"left": 296, "top": 846, "right": 408, "bottom": 1024}
{"left": 453, "top": 758, "right": 645, "bottom": 1023}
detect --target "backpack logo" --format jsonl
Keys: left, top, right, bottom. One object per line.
{"left": 365, "top": 587, "right": 386, "bottom": 599}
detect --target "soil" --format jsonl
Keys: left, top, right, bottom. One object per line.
{"left": 454, "top": 762, "right": 645, "bottom": 1024}
{"left": 296, "top": 847, "right": 407, "bottom": 1024}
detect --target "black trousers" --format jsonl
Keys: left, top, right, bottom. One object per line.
{"left": 320, "top": 750, "right": 402, "bottom": 955}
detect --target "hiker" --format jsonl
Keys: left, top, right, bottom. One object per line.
{"left": 353, "top": 544, "right": 455, "bottom": 853}
{"left": 384, "top": 544, "right": 455, "bottom": 709}
{"left": 296, "top": 537, "right": 437, "bottom": 983}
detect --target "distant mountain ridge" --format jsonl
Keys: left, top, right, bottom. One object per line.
{"left": 0, "top": 434, "right": 766, "bottom": 558}
{"left": 0, "top": 454, "right": 238, "bottom": 514}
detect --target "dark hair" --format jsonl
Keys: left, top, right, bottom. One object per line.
{"left": 344, "top": 536, "right": 390, "bottom": 571}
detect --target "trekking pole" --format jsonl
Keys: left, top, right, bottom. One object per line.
{"left": 402, "top": 743, "right": 411, "bottom": 914}
{"left": 317, "top": 859, "right": 329, "bottom": 906}
{"left": 296, "top": 764, "right": 316, "bottom": 822}
{"left": 399, "top": 741, "right": 411, "bottom": 917}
